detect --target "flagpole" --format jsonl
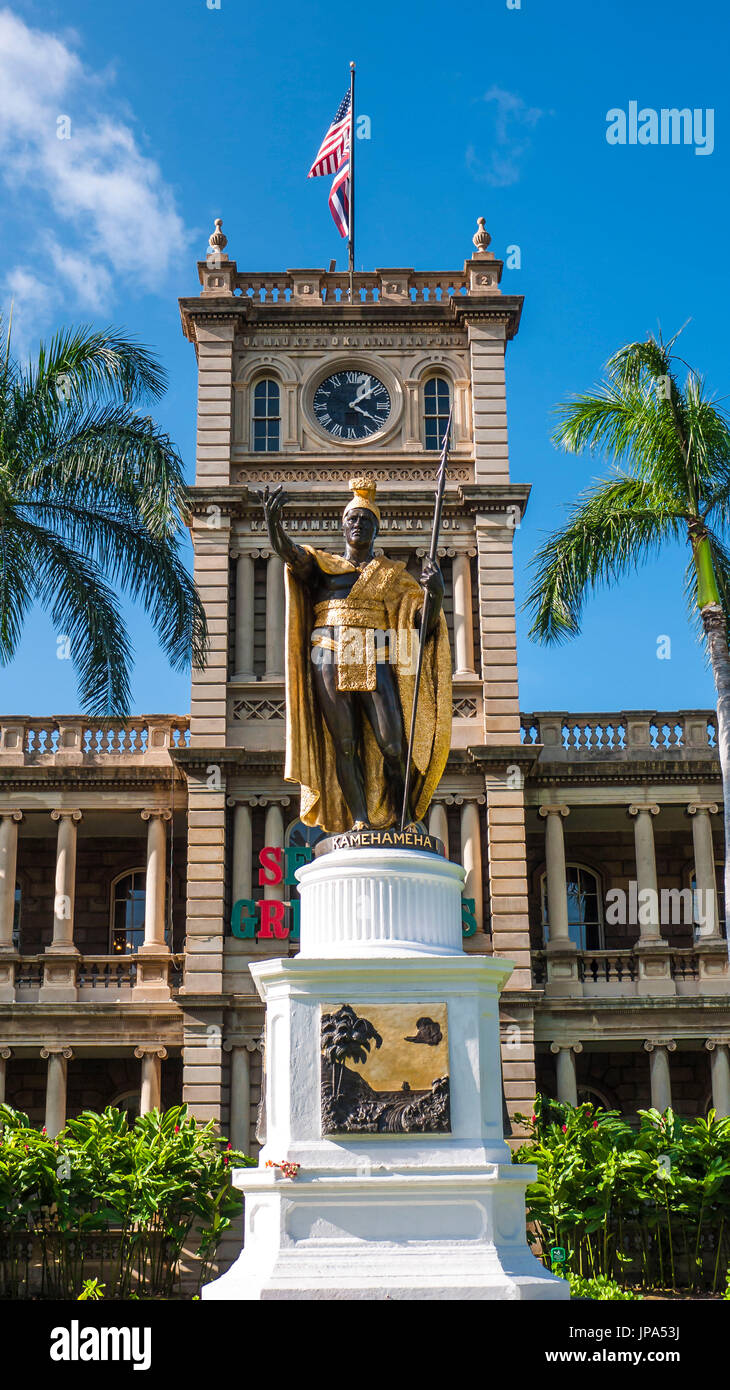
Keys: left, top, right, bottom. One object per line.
{"left": 348, "top": 60, "right": 355, "bottom": 303}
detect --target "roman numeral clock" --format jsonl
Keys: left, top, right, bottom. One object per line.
{"left": 312, "top": 370, "right": 391, "bottom": 440}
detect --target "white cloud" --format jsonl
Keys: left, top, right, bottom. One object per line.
{"left": 467, "top": 86, "right": 551, "bottom": 187}
{"left": 0, "top": 9, "right": 191, "bottom": 337}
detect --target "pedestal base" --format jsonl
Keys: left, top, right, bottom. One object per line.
{"left": 204, "top": 1168, "right": 566, "bottom": 1301}
{"left": 204, "top": 848, "right": 567, "bottom": 1303}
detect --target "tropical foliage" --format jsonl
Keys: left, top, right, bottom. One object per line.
{"left": 527, "top": 331, "right": 730, "bottom": 932}
{"left": 0, "top": 318, "right": 207, "bottom": 713}
{"left": 0, "top": 1103, "right": 252, "bottom": 1299}
{"left": 514, "top": 1096, "right": 730, "bottom": 1293}
{"left": 321, "top": 1004, "right": 382, "bottom": 1097}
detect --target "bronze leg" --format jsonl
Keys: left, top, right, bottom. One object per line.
{"left": 311, "top": 650, "right": 369, "bottom": 827}
{"left": 358, "top": 662, "right": 413, "bottom": 824}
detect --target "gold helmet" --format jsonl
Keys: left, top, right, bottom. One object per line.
{"left": 343, "top": 475, "right": 381, "bottom": 526}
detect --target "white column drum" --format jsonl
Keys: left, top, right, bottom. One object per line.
{"left": 296, "top": 848, "right": 465, "bottom": 958}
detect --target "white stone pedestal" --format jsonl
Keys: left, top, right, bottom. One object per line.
{"left": 203, "top": 848, "right": 567, "bottom": 1301}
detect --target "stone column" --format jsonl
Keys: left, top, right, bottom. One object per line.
{"left": 264, "top": 555, "right": 285, "bottom": 680}
{"left": 225, "top": 1038, "right": 262, "bottom": 1154}
{"left": 232, "top": 552, "right": 256, "bottom": 681}
{"left": 452, "top": 552, "right": 475, "bottom": 677}
{"left": 135, "top": 810, "right": 172, "bottom": 1002}
{"left": 428, "top": 801, "right": 449, "bottom": 858}
{"left": 49, "top": 810, "right": 82, "bottom": 950}
{"left": 40, "top": 811, "right": 81, "bottom": 1002}
{"left": 0, "top": 1046, "right": 11, "bottom": 1103}
{"left": 644, "top": 1039, "right": 676, "bottom": 1112}
{"left": 630, "top": 804, "right": 676, "bottom": 996}
{"left": 550, "top": 1041, "right": 582, "bottom": 1106}
{"left": 140, "top": 810, "right": 172, "bottom": 949}
{"left": 42, "top": 1045, "right": 72, "bottom": 1137}
{"left": 135, "top": 1045, "right": 167, "bottom": 1114}
{"left": 0, "top": 810, "right": 22, "bottom": 949}
{"left": 232, "top": 802, "right": 253, "bottom": 902}
{"left": 628, "top": 804, "right": 662, "bottom": 941}
{"left": 263, "top": 803, "right": 285, "bottom": 901}
{"left": 705, "top": 1039, "right": 730, "bottom": 1119}
{"left": 539, "top": 805, "right": 571, "bottom": 943}
{"left": 0, "top": 811, "right": 22, "bottom": 1003}
{"left": 460, "top": 798, "right": 483, "bottom": 932}
{"left": 539, "top": 804, "right": 581, "bottom": 997}
{"left": 688, "top": 803, "right": 720, "bottom": 939}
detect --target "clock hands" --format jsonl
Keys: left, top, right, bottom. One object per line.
{"left": 351, "top": 404, "right": 382, "bottom": 426}
{"left": 349, "top": 379, "right": 376, "bottom": 407}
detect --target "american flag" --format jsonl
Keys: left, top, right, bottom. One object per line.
{"left": 307, "top": 91, "right": 351, "bottom": 239}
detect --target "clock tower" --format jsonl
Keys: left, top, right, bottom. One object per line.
{"left": 177, "top": 219, "right": 535, "bottom": 1148}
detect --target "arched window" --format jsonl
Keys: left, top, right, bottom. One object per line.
{"left": 109, "top": 1090, "right": 141, "bottom": 1120}
{"left": 110, "top": 869, "right": 147, "bottom": 954}
{"left": 541, "top": 863, "right": 603, "bottom": 950}
{"left": 252, "top": 378, "right": 280, "bottom": 452}
{"left": 284, "top": 820, "right": 326, "bottom": 903}
{"left": 423, "top": 376, "right": 451, "bottom": 451}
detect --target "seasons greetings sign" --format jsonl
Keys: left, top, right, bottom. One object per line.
{"left": 230, "top": 845, "right": 478, "bottom": 940}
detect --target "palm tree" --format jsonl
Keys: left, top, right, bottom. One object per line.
{"left": 0, "top": 315, "right": 207, "bottom": 714}
{"left": 321, "top": 1004, "right": 382, "bottom": 1097}
{"left": 526, "top": 331, "right": 730, "bottom": 947}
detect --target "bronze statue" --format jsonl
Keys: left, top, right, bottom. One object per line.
{"left": 260, "top": 476, "right": 452, "bottom": 834}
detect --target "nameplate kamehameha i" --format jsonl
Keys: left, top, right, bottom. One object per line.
{"left": 259, "top": 474, "right": 452, "bottom": 838}
{"left": 315, "top": 826, "right": 445, "bottom": 857}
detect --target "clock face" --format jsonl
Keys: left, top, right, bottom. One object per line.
{"left": 313, "top": 370, "right": 391, "bottom": 440}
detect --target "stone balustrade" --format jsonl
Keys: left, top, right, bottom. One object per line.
{"left": 520, "top": 710, "right": 718, "bottom": 760}
{"left": 232, "top": 268, "right": 476, "bottom": 304}
{"left": 10, "top": 952, "right": 184, "bottom": 1002}
{"left": 531, "top": 944, "right": 723, "bottom": 997}
{"left": 0, "top": 716, "right": 190, "bottom": 765}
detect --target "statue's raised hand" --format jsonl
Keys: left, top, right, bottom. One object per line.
{"left": 258, "top": 483, "right": 289, "bottom": 533}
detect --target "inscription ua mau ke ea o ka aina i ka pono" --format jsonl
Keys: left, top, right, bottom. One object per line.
{"left": 230, "top": 844, "right": 479, "bottom": 941}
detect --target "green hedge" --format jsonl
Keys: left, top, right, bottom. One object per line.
{"left": 513, "top": 1096, "right": 730, "bottom": 1293}
{"left": 0, "top": 1103, "right": 253, "bottom": 1299}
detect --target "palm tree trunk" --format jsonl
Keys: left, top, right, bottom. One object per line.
{"left": 700, "top": 601, "right": 730, "bottom": 960}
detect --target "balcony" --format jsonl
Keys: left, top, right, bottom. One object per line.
{"left": 5, "top": 953, "right": 185, "bottom": 1003}
{"left": 532, "top": 943, "right": 728, "bottom": 998}
{"left": 0, "top": 716, "right": 190, "bottom": 767}
{"left": 520, "top": 710, "right": 718, "bottom": 762}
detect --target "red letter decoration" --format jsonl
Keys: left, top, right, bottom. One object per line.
{"left": 257, "top": 899, "right": 289, "bottom": 939}
{"left": 258, "top": 846, "right": 284, "bottom": 886}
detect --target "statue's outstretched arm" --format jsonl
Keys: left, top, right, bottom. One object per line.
{"left": 258, "top": 485, "right": 314, "bottom": 584}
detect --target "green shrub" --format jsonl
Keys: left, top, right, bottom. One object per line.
{"left": 0, "top": 1103, "right": 253, "bottom": 1299}
{"left": 564, "top": 1271, "right": 638, "bottom": 1300}
{"left": 514, "top": 1096, "right": 730, "bottom": 1293}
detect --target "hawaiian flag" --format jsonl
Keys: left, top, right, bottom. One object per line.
{"left": 307, "top": 91, "right": 351, "bottom": 239}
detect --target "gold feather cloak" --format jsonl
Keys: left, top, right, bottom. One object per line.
{"left": 284, "top": 548, "right": 452, "bottom": 834}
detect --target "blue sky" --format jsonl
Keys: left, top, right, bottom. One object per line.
{"left": 0, "top": 0, "right": 727, "bottom": 716}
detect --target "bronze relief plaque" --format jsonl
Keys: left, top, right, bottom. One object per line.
{"left": 320, "top": 1002, "right": 450, "bottom": 1134}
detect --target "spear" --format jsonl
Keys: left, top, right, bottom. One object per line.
{"left": 400, "top": 408, "right": 452, "bottom": 832}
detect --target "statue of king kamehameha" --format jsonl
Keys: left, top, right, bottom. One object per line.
{"left": 260, "top": 476, "right": 452, "bottom": 835}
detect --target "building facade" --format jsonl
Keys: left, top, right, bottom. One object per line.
{"left": 1, "top": 222, "right": 729, "bottom": 1152}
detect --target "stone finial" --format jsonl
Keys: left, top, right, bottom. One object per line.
{"left": 472, "top": 216, "right": 491, "bottom": 254}
{"left": 208, "top": 217, "right": 228, "bottom": 257}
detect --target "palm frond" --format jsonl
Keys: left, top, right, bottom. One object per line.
{"left": 20, "top": 499, "right": 207, "bottom": 670}
{"left": 526, "top": 476, "right": 685, "bottom": 644}
{"left": 22, "top": 326, "right": 166, "bottom": 407}
{"left": 0, "top": 516, "right": 36, "bottom": 662}
{"left": 13, "top": 404, "right": 188, "bottom": 540}
{"left": 14, "top": 514, "right": 133, "bottom": 715}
